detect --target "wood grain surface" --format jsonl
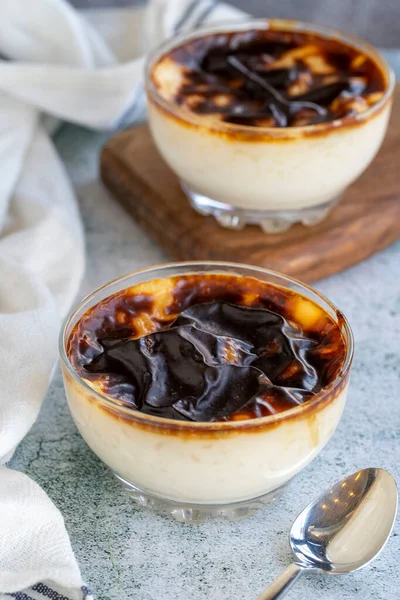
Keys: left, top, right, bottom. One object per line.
{"left": 100, "top": 87, "right": 400, "bottom": 283}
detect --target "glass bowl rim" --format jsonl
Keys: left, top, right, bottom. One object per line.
{"left": 145, "top": 17, "right": 395, "bottom": 137}
{"left": 59, "top": 261, "right": 354, "bottom": 431}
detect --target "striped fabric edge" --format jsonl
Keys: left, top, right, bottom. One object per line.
{"left": 173, "top": 0, "right": 199, "bottom": 34}
{"left": 174, "top": 0, "right": 218, "bottom": 34}
{"left": 4, "top": 583, "right": 94, "bottom": 600}
{"left": 191, "top": 0, "right": 218, "bottom": 29}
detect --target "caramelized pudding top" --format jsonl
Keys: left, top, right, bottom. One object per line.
{"left": 150, "top": 27, "right": 386, "bottom": 128}
{"left": 67, "top": 273, "right": 347, "bottom": 422}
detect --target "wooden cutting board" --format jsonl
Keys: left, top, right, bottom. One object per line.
{"left": 100, "top": 87, "right": 400, "bottom": 283}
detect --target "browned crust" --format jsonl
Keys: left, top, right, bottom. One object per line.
{"left": 62, "top": 358, "right": 350, "bottom": 440}
{"left": 65, "top": 272, "right": 351, "bottom": 433}
{"left": 63, "top": 367, "right": 350, "bottom": 439}
{"left": 147, "top": 91, "right": 392, "bottom": 142}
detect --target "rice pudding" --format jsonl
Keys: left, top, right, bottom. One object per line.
{"left": 146, "top": 20, "right": 393, "bottom": 232}
{"left": 60, "top": 263, "right": 353, "bottom": 519}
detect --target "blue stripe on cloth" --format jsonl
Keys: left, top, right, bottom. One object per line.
{"left": 7, "top": 584, "right": 94, "bottom": 600}
{"left": 192, "top": 0, "right": 218, "bottom": 28}
{"left": 173, "top": 0, "right": 198, "bottom": 34}
{"left": 81, "top": 586, "right": 94, "bottom": 600}
{"left": 31, "top": 582, "right": 71, "bottom": 599}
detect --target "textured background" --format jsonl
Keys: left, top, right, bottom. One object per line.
{"left": 70, "top": 0, "right": 400, "bottom": 47}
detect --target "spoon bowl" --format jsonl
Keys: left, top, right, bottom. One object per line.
{"left": 291, "top": 468, "right": 397, "bottom": 574}
{"left": 258, "top": 468, "right": 397, "bottom": 599}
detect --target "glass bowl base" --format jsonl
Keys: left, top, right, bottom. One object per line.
{"left": 114, "top": 473, "right": 289, "bottom": 523}
{"left": 182, "top": 182, "right": 340, "bottom": 234}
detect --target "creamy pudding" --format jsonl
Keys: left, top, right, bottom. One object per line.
{"left": 60, "top": 263, "right": 353, "bottom": 518}
{"left": 145, "top": 20, "right": 394, "bottom": 232}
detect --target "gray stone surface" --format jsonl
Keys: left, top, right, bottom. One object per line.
{"left": 9, "top": 56, "right": 400, "bottom": 600}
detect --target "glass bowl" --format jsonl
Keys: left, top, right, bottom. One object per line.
{"left": 60, "top": 262, "right": 354, "bottom": 522}
{"left": 145, "top": 19, "right": 394, "bottom": 233}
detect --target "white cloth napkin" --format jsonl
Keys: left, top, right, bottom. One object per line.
{"left": 0, "top": 1, "right": 244, "bottom": 599}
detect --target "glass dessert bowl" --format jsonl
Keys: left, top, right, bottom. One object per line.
{"left": 145, "top": 19, "right": 394, "bottom": 233}
{"left": 60, "top": 262, "right": 353, "bottom": 522}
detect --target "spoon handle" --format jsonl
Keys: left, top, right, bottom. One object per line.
{"left": 257, "top": 563, "right": 304, "bottom": 599}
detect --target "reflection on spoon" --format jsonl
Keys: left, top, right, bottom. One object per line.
{"left": 257, "top": 468, "right": 397, "bottom": 599}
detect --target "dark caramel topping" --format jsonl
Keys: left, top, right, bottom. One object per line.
{"left": 68, "top": 274, "right": 347, "bottom": 423}
{"left": 152, "top": 28, "right": 386, "bottom": 127}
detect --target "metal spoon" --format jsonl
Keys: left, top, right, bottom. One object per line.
{"left": 258, "top": 468, "right": 398, "bottom": 599}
